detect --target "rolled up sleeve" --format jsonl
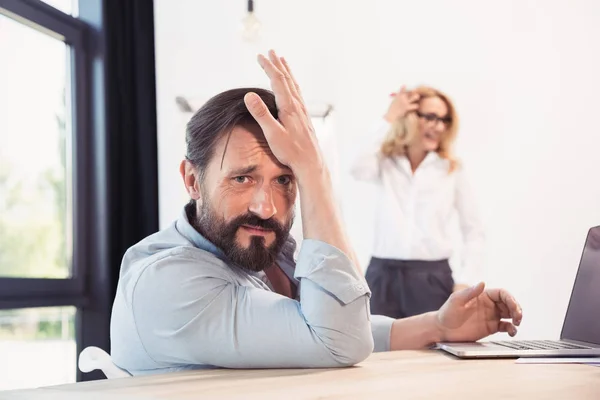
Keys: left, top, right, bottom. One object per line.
{"left": 294, "top": 239, "right": 370, "bottom": 304}
{"left": 370, "top": 315, "right": 395, "bottom": 352}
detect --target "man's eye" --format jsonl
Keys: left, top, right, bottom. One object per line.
{"left": 233, "top": 176, "right": 249, "bottom": 184}
{"left": 276, "top": 176, "right": 292, "bottom": 185}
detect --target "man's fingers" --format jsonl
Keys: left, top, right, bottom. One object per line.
{"left": 454, "top": 282, "right": 485, "bottom": 306}
{"left": 496, "top": 302, "right": 512, "bottom": 319}
{"left": 407, "top": 103, "right": 420, "bottom": 111}
{"left": 487, "top": 288, "right": 523, "bottom": 326}
{"left": 279, "top": 56, "right": 304, "bottom": 104}
{"left": 268, "top": 50, "right": 292, "bottom": 90}
{"left": 498, "top": 321, "right": 518, "bottom": 337}
{"left": 258, "top": 53, "right": 294, "bottom": 112}
{"left": 244, "top": 92, "right": 282, "bottom": 136}
{"left": 504, "top": 292, "right": 523, "bottom": 327}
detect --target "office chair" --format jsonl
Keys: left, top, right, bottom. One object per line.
{"left": 78, "top": 346, "right": 131, "bottom": 379}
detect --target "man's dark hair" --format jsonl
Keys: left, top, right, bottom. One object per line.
{"left": 185, "top": 87, "right": 278, "bottom": 181}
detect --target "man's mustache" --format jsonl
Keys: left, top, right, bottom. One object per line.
{"left": 229, "top": 214, "right": 286, "bottom": 232}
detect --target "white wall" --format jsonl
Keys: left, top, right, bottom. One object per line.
{"left": 155, "top": 0, "right": 600, "bottom": 339}
{"left": 154, "top": 0, "right": 342, "bottom": 228}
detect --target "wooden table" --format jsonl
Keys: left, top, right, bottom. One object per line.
{"left": 2, "top": 350, "right": 600, "bottom": 399}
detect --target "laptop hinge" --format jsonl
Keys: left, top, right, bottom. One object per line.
{"left": 563, "top": 338, "right": 599, "bottom": 347}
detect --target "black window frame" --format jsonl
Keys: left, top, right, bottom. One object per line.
{"left": 0, "top": 0, "right": 91, "bottom": 306}
{"left": 0, "top": 0, "right": 159, "bottom": 384}
{"left": 0, "top": 0, "right": 105, "bottom": 382}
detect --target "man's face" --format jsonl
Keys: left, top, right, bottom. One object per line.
{"left": 185, "top": 125, "right": 297, "bottom": 272}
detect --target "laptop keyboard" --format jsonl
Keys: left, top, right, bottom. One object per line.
{"left": 490, "top": 340, "right": 591, "bottom": 351}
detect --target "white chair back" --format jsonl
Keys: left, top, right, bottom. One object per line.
{"left": 78, "top": 346, "right": 131, "bottom": 379}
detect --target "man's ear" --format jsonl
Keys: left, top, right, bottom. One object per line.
{"left": 180, "top": 159, "right": 201, "bottom": 201}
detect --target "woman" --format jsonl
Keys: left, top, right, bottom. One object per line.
{"left": 351, "top": 86, "right": 485, "bottom": 318}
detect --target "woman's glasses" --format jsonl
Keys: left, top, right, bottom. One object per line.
{"left": 416, "top": 111, "right": 451, "bottom": 127}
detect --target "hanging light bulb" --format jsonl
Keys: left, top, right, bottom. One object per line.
{"left": 241, "top": 0, "right": 261, "bottom": 42}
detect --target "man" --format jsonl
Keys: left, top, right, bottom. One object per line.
{"left": 110, "top": 51, "right": 522, "bottom": 375}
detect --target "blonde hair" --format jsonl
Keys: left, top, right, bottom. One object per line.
{"left": 380, "top": 86, "right": 459, "bottom": 172}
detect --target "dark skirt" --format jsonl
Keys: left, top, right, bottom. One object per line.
{"left": 365, "top": 257, "right": 454, "bottom": 318}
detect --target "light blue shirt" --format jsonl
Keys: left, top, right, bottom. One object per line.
{"left": 110, "top": 208, "right": 395, "bottom": 375}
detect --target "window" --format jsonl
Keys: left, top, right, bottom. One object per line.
{"left": 0, "top": 307, "right": 76, "bottom": 390}
{"left": 0, "top": 0, "right": 92, "bottom": 390}
{"left": 0, "top": 13, "right": 72, "bottom": 279}
{"left": 39, "top": 0, "right": 77, "bottom": 16}
{"left": 1, "top": 0, "right": 158, "bottom": 388}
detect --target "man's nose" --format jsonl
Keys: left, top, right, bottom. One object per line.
{"left": 248, "top": 185, "right": 277, "bottom": 220}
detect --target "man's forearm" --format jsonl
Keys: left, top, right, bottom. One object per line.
{"left": 389, "top": 312, "right": 444, "bottom": 350}
{"left": 296, "top": 166, "right": 360, "bottom": 270}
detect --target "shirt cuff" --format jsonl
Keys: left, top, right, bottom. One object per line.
{"left": 294, "top": 239, "right": 370, "bottom": 305}
{"left": 371, "top": 314, "right": 395, "bottom": 352}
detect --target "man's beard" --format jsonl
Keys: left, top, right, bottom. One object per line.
{"left": 187, "top": 201, "right": 293, "bottom": 272}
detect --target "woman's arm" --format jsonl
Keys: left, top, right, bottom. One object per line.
{"left": 350, "top": 88, "right": 420, "bottom": 183}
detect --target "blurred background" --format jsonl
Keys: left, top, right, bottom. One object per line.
{"left": 1, "top": 0, "right": 599, "bottom": 391}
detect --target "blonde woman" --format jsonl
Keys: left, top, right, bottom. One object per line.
{"left": 351, "top": 86, "right": 485, "bottom": 318}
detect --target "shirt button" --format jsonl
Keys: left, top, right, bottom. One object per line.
{"left": 355, "top": 284, "right": 364, "bottom": 291}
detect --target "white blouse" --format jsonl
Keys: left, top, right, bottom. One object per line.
{"left": 350, "top": 119, "right": 485, "bottom": 285}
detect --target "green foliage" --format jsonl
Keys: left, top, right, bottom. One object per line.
{"left": 0, "top": 88, "right": 73, "bottom": 340}
{"left": 0, "top": 307, "right": 75, "bottom": 340}
{"left": 0, "top": 90, "right": 68, "bottom": 279}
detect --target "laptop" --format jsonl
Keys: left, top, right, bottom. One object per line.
{"left": 438, "top": 226, "right": 600, "bottom": 358}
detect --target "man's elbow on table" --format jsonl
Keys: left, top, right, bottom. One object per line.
{"left": 321, "top": 321, "right": 375, "bottom": 367}
{"left": 338, "top": 338, "right": 374, "bottom": 367}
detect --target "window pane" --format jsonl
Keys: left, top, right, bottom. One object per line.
{"left": 39, "top": 0, "right": 78, "bottom": 17}
{"left": 0, "top": 307, "right": 76, "bottom": 390}
{"left": 0, "top": 15, "right": 73, "bottom": 278}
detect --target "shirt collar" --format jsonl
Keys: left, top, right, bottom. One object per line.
{"left": 398, "top": 151, "right": 443, "bottom": 173}
{"left": 423, "top": 151, "right": 441, "bottom": 164}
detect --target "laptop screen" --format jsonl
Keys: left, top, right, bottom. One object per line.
{"left": 561, "top": 226, "right": 600, "bottom": 344}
